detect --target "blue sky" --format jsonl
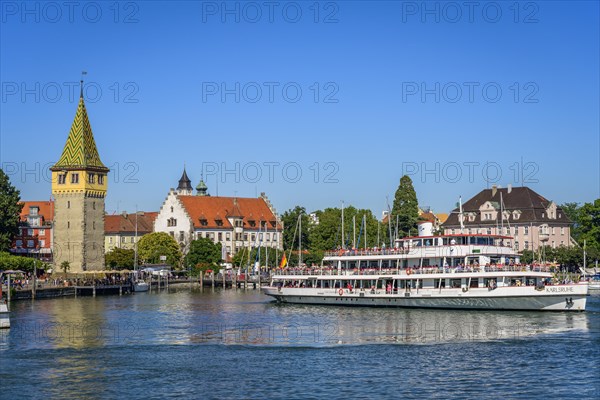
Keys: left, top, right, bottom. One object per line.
{"left": 1, "top": 1, "right": 598, "bottom": 216}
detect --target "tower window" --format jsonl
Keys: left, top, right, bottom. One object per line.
{"left": 71, "top": 173, "right": 79, "bottom": 184}
{"left": 67, "top": 221, "right": 70, "bottom": 228}
{"left": 93, "top": 202, "right": 96, "bottom": 210}
{"left": 98, "top": 175, "right": 104, "bottom": 184}
{"left": 67, "top": 201, "right": 71, "bottom": 209}
{"left": 58, "top": 174, "right": 66, "bottom": 184}
{"left": 88, "top": 173, "right": 95, "bottom": 183}
{"left": 93, "top": 221, "right": 96, "bottom": 230}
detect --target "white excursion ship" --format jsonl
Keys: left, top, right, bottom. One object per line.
{"left": 263, "top": 222, "right": 588, "bottom": 311}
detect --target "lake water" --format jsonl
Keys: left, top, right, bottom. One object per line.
{"left": 1, "top": 286, "right": 599, "bottom": 399}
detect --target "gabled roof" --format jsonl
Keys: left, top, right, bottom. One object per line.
{"left": 178, "top": 196, "right": 282, "bottom": 230}
{"left": 443, "top": 187, "right": 571, "bottom": 226}
{"left": 19, "top": 201, "right": 54, "bottom": 223}
{"left": 51, "top": 94, "right": 108, "bottom": 171}
{"left": 105, "top": 212, "right": 158, "bottom": 234}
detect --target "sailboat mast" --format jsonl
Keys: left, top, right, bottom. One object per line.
{"left": 500, "top": 192, "right": 504, "bottom": 233}
{"left": 134, "top": 206, "right": 138, "bottom": 270}
{"left": 298, "top": 214, "right": 302, "bottom": 267}
{"left": 353, "top": 215, "right": 356, "bottom": 249}
{"left": 364, "top": 215, "right": 367, "bottom": 249}
{"left": 341, "top": 201, "right": 345, "bottom": 248}
{"left": 459, "top": 196, "right": 464, "bottom": 234}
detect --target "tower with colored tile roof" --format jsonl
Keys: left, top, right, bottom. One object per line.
{"left": 50, "top": 82, "right": 109, "bottom": 272}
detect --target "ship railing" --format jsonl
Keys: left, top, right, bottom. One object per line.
{"left": 323, "top": 245, "right": 513, "bottom": 258}
{"left": 272, "top": 265, "right": 552, "bottom": 277}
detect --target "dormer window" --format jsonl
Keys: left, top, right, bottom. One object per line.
{"left": 30, "top": 207, "right": 39, "bottom": 216}
{"left": 512, "top": 210, "right": 521, "bottom": 220}
{"left": 199, "top": 218, "right": 208, "bottom": 226}
{"left": 216, "top": 219, "right": 223, "bottom": 227}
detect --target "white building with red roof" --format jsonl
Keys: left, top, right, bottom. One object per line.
{"left": 154, "top": 169, "right": 283, "bottom": 256}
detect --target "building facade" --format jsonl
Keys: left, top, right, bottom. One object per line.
{"left": 10, "top": 201, "right": 54, "bottom": 262}
{"left": 105, "top": 212, "right": 158, "bottom": 253}
{"left": 442, "top": 185, "right": 573, "bottom": 252}
{"left": 49, "top": 84, "right": 109, "bottom": 272}
{"left": 154, "top": 170, "right": 283, "bottom": 257}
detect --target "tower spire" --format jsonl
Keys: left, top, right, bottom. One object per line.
{"left": 80, "top": 71, "right": 87, "bottom": 99}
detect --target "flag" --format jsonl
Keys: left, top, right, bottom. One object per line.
{"left": 279, "top": 253, "right": 287, "bottom": 269}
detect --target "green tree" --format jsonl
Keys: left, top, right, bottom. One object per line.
{"left": 0, "top": 252, "right": 48, "bottom": 272}
{"left": 280, "top": 206, "right": 310, "bottom": 251}
{"left": 560, "top": 199, "right": 600, "bottom": 264}
{"left": 309, "top": 206, "right": 382, "bottom": 251}
{"left": 232, "top": 246, "right": 281, "bottom": 269}
{"left": 137, "top": 232, "right": 182, "bottom": 268}
{"left": 578, "top": 199, "right": 600, "bottom": 251}
{"left": 184, "top": 237, "right": 222, "bottom": 275}
{"left": 60, "top": 260, "right": 71, "bottom": 274}
{"left": 105, "top": 248, "right": 135, "bottom": 270}
{"left": 391, "top": 175, "right": 420, "bottom": 238}
{"left": 0, "top": 169, "right": 23, "bottom": 252}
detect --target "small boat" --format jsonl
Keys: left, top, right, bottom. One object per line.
{"left": 0, "top": 286, "right": 9, "bottom": 328}
{"left": 588, "top": 274, "right": 600, "bottom": 291}
{"left": 0, "top": 301, "right": 9, "bottom": 329}
{"left": 133, "top": 279, "right": 149, "bottom": 292}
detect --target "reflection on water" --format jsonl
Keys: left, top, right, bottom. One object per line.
{"left": 1, "top": 288, "right": 598, "bottom": 349}
{"left": 1, "top": 289, "right": 599, "bottom": 400}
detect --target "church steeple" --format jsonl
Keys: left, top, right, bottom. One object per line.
{"left": 177, "top": 166, "right": 193, "bottom": 195}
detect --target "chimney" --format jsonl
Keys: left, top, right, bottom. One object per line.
{"left": 491, "top": 185, "right": 497, "bottom": 197}
{"left": 507, "top": 184, "right": 512, "bottom": 194}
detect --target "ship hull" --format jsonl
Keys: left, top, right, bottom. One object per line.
{"left": 262, "top": 286, "right": 587, "bottom": 311}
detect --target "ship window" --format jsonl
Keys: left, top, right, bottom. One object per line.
{"left": 470, "top": 278, "right": 479, "bottom": 288}
{"left": 450, "top": 279, "right": 461, "bottom": 288}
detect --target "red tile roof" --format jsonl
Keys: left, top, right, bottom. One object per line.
{"left": 19, "top": 201, "right": 54, "bottom": 222}
{"left": 105, "top": 212, "right": 158, "bottom": 234}
{"left": 178, "top": 196, "right": 281, "bottom": 230}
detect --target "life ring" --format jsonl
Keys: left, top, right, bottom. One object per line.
{"left": 462, "top": 287, "right": 468, "bottom": 293}
{"left": 338, "top": 288, "right": 344, "bottom": 296}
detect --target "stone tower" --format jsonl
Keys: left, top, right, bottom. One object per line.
{"left": 50, "top": 82, "right": 109, "bottom": 272}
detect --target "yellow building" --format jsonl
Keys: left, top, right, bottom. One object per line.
{"left": 50, "top": 83, "right": 109, "bottom": 272}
